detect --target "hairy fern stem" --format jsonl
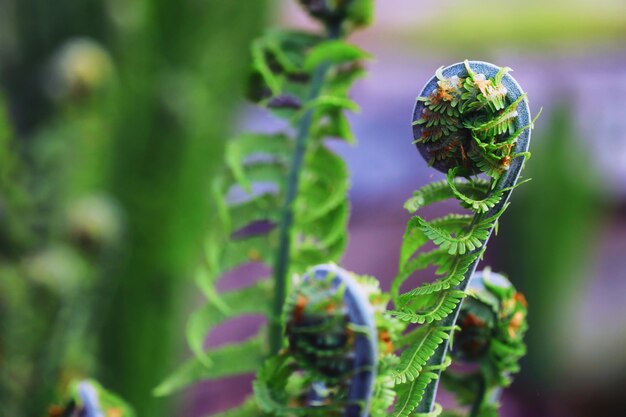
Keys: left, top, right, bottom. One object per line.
{"left": 269, "top": 23, "right": 342, "bottom": 354}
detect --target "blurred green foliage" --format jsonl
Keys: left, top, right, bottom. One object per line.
{"left": 498, "top": 105, "right": 605, "bottom": 385}
{"left": 0, "top": 0, "right": 269, "bottom": 416}
{"left": 401, "top": 0, "right": 626, "bottom": 52}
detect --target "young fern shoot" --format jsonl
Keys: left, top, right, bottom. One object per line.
{"left": 441, "top": 269, "right": 528, "bottom": 417}
{"left": 390, "top": 61, "right": 537, "bottom": 416}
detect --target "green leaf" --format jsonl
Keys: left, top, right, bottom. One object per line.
{"left": 296, "top": 145, "right": 349, "bottom": 223}
{"left": 225, "top": 133, "right": 292, "bottom": 192}
{"left": 446, "top": 168, "right": 504, "bottom": 214}
{"left": 302, "top": 95, "right": 360, "bottom": 114}
{"left": 391, "top": 370, "right": 439, "bottom": 417}
{"left": 228, "top": 193, "right": 281, "bottom": 233}
{"left": 415, "top": 403, "right": 443, "bottom": 417}
{"left": 153, "top": 336, "right": 264, "bottom": 397}
{"left": 326, "top": 64, "right": 367, "bottom": 98}
{"left": 296, "top": 200, "right": 349, "bottom": 248}
{"left": 399, "top": 214, "right": 472, "bottom": 270}
{"left": 220, "top": 233, "right": 278, "bottom": 273}
{"left": 402, "top": 249, "right": 483, "bottom": 297}
{"left": 251, "top": 39, "right": 281, "bottom": 94}
{"left": 186, "top": 280, "right": 272, "bottom": 364}
{"left": 346, "top": 0, "right": 375, "bottom": 28}
{"left": 391, "top": 325, "right": 450, "bottom": 384}
{"left": 403, "top": 178, "right": 490, "bottom": 213}
{"left": 392, "top": 290, "right": 465, "bottom": 324}
{"left": 416, "top": 205, "right": 508, "bottom": 256}
{"left": 304, "top": 40, "right": 370, "bottom": 71}
{"left": 314, "top": 107, "right": 356, "bottom": 143}
{"left": 221, "top": 160, "right": 289, "bottom": 198}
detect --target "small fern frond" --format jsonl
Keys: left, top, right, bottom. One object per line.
{"left": 399, "top": 214, "right": 471, "bottom": 271}
{"left": 391, "top": 371, "right": 439, "bottom": 417}
{"left": 391, "top": 325, "right": 451, "bottom": 384}
{"left": 186, "top": 280, "right": 273, "bottom": 365}
{"left": 303, "top": 40, "right": 371, "bottom": 71}
{"left": 391, "top": 290, "right": 465, "bottom": 324}
{"left": 416, "top": 216, "right": 488, "bottom": 256}
{"left": 400, "top": 249, "right": 484, "bottom": 297}
{"left": 446, "top": 168, "right": 504, "bottom": 214}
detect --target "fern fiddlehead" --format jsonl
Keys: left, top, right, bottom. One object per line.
{"left": 48, "top": 380, "right": 135, "bottom": 417}
{"left": 254, "top": 264, "right": 402, "bottom": 417}
{"left": 389, "top": 61, "right": 537, "bottom": 416}
{"left": 441, "top": 269, "right": 528, "bottom": 417}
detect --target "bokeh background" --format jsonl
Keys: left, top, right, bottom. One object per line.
{"left": 1, "top": 1, "right": 625, "bottom": 416}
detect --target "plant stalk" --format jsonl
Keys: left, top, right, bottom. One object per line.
{"left": 269, "top": 24, "right": 341, "bottom": 355}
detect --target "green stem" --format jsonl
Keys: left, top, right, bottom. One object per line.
{"left": 269, "top": 24, "right": 341, "bottom": 355}
{"left": 469, "top": 375, "right": 487, "bottom": 417}
{"left": 417, "top": 161, "right": 529, "bottom": 413}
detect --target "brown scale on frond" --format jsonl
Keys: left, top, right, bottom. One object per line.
{"left": 48, "top": 405, "right": 63, "bottom": 417}
{"left": 292, "top": 294, "right": 309, "bottom": 323}
{"left": 508, "top": 312, "right": 525, "bottom": 339}
{"left": 499, "top": 155, "right": 512, "bottom": 169}
{"left": 461, "top": 312, "right": 486, "bottom": 329}
{"left": 514, "top": 292, "right": 528, "bottom": 308}
{"left": 378, "top": 329, "right": 393, "bottom": 354}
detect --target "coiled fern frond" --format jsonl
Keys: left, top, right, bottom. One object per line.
{"left": 388, "top": 60, "right": 537, "bottom": 417}
{"left": 253, "top": 264, "right": 402, "bottom": 417}
{"left": 441, "top": 269, "right": 528, "bottom": 417}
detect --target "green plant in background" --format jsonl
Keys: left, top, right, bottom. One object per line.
{"left": 48, "top": 379, "right": 135, "bottom": 417}
{"left": 154, "top": 0, "right": 374, "bottom": 400}
{"left": 498, "top": 105, "right": 602, "bottom": 386}
{"left": 0, "top": 0, "right": 269, "bottom": 416}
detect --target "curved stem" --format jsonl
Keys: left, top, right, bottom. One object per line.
{"left": 269, "top": 24, "right": 341, "bottom": 355}
{"left": 416, "top": 154, "right": 530, "bottom": 413}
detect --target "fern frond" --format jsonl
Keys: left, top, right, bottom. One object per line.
{"left": 304, "top": 40, "right": 371, "bottom": 71}
{"left": 391, "top": 371, "right": 439, "bottom": 417}
{"left": 391, "top": 290, "right": 465, "bottom": 324}
{"left": 296, "top": 145, "right": 349, "bottom": 223}
{"left": 296, "top": 200, "right": 348, "bottom": 248}
{"left": 465, "top": 95, "right": 526, "bottom": 138}
{"left": 399, "top": 214, "right": 472, "bottom": 272}
{"left": 220, "top": 234, "right": 277, "bottom": 273}
{"left": 446, "top": 168, "right": 503, "bottom": 214}
{"left": 400, "top": 249, "right": 483, "bottom": 297}
{"left": 391, "top": 325, "right": 450, "bottom": 384}
{"left": 229, "top": 193, "right": 281, "bottom": 233}
{"left": 416, "top": 217, "right": 487, "bottom": 256}
{"left": 403, "top": 178, "right": 490, "bottom": 213}
{"left": 402, "top": 180, "right": 450, "bottom": 213}
{"left": 186, "top": 280, "right": 273, "bottom": 364}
